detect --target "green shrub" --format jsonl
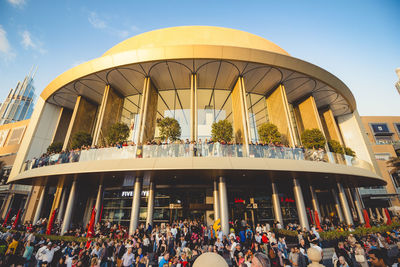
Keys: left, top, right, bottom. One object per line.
{"left": 211, "top": 119, "right": 233, "bottom": 142}
{"left": 258, "top": 123, "right": 281, "bottom": 144}
{"left": 344, "top": 147, "right": 356, "bottom": 157}
{"left": 301, "top": 129, "right": 326, "bottom": 149}
{"left": 47, "top": 142, "right": 63, "bottom": 153}
{"left": 328, "top": 140, "right": 344, "bottom": 154}
{"left": 158, "top": 117, "right": 181, "bottom": 142}
{"left": 106, "top": 122, "right": 130, "bottom": 145}
{"left": 70, "top": 132, "right": 92, "bottom": 149}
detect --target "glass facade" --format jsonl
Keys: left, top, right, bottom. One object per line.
{"left": 0, "top": 72, "right": 36, "bottom": 125}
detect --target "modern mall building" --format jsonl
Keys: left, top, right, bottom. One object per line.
{"left": 7, "top": 26, "right": 385, "bottom": 235}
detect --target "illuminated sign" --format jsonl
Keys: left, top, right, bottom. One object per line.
{"left": 234, "top": 198, "right": 245, "bottom": 203}
{"left": 280, "top": 197, "right": 295, "bottom": 203}
{"left": 121, "top": 190, "right": 149, "bottom": 197}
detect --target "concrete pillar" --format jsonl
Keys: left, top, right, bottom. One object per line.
{"left": 138, "top": 78, "right": 158, "bottom": 143}
{"left": 293, "top": 178, "right": 309, "bottom": 230}
{"left": 218, "top": 177, "right": 229, "bottom": 236}
{"left": 61, "top": 177, "right": 78, "bottom": 235}
{"left": 266, "top": 84, "right": 297, "bottom": 147}
{"left": 213, "top": 180, "right": 220, "bottom": 220}
{"left": 56, "top": 186, "right": 68, "bottom": 222}
{"left": 129, "top": 177, "right": 142, "bottom": 235}
{"left": 352, "top": 188, "right": 365, "bottom": 224}
{"left": 94, "top": 180, "right": 104, "bottom": 224}
{"left": 145, "top": 181, "right": 155, "bottom": 228}
{"left": 337, "top": 182, "right": 354, "bottom": 226}
{"left": 33, "top": 185, "right": 46, "bottom": 224}
{"left": 271, "top": 181, "right": 283, "bottom": 225}
{"left": 332, "top": 189, "right": 345, "bottom": 222}
{"left": 231, "top": 77, "right": 250, "bottom": 148}
{"left": 190, "top": 74, "right": 198, "bottom": 141}
{"left": 48, "top": 176, "right": 65, "bottom": 223}
{"left": 92, "top": 85, "right": 124, "bottom": 146}
{"left": 309, "top": 185, "right": 322, "bottom": 221}
{"left": 63, "top": 96, "right": 97, "bottom": 150}
{"left": 320, "top": 108, "right": 344, "bottom": 145}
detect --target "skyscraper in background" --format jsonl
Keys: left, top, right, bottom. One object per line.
{"left": 396, "top": 68, "right": 400, "bottom": 95}
{"left": 0, "top": 68, "right": 37, "bottom": 125}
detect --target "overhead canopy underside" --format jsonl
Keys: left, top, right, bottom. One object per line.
{"left": 47, "top": 58, "right": 353, "bottom": 117}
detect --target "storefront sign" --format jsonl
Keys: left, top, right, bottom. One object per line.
{"left": 169, "top": 203, "right": 182, "bottom": 209}
{"left": 234, "top": 198, "right": 245, "bottom": 203}
{"left": 121, "top": 190, "right": 149, "bottom": 197}
{"left": 280, "top": 197, "right": 295, "bottom": 203}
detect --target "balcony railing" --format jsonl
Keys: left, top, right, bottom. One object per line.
{"left": 21, "top": 144, "right": 374, "bottom": 173}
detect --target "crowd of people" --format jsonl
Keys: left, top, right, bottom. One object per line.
{"left": 26, "top": 139, "right": 331, "bottom": 171}
{"left": 1, "top": 215, "right": 400, "bottom": 267}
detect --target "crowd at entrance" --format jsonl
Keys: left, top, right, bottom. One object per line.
{"left": 1, "top": 214, "right": 400, "bottom": 267}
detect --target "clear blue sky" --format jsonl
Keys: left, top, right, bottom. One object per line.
{"left": 0, "top": 0, "right": 399, "bottom": 116}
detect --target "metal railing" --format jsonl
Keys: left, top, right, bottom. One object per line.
{"left": 22, "top": 144, "right": 374, "bottom": 172}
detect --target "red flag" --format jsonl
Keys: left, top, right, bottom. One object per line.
{"left": 314, "top": 210, "right": 322, "bottom": 231}
{"left": 384, "top": 208, "right": 392, "bottom": 225}
{"left": 363, "top": 209, "right": 371, "bottom": 228}
{"left": 46, "top": 209, "right": 57, "bottom": 235}
{"left": 11, "top": 209, "right": 21, "bottom": 229}
{"left": 307, "top": 208, "right": 314, "bottom": 224}
{"left": 2, "top": 209, "right": 11, "bottom": 227}
{"left": 87, "top": 206, "right": 96, "bottom": 237}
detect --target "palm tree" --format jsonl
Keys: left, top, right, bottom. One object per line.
{"left": 387, "top": 157, "right": 400, "bottom": 173}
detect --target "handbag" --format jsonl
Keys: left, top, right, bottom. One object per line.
{"left": 355, "top": 254, "right": 366, "bottom": 263}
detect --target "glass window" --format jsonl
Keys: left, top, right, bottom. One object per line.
{"left": 246, "top": 93, "right": 268, "bottom": 143}
{"left": 394, "top": 123, "right": 400, "bottom": 138}
{"left": 375, "top": 153, "right": 391, "bottom": 161}
{"left": 371, "top": 123, "right": 390, "bottom": 134}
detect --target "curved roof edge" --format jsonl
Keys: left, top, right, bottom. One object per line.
{"left": 102, "top": 26, "right": 290, "bottom": 57}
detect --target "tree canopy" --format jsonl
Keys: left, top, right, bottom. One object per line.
{"left": 211, "top": 119, "right": 233, "bottom": 142}
{"left": 328, "top": 140, "right": 344, "bottom": 154}
{"left": 47, "top": 142, "right": 63, "bottom": 154}
{"left": 158, "top": 117, "right": 181, "bottom": 142}
{"left": 300, "top": 128, "right": 326, "bottom": 149}
{"left": 257, "top": 122, "right": 281, "bottom": 144}
{"left": 70, "top": 132, "right": 92, "bottom": 149}
{"left": 106, "top": 122, "right": 130, "bottom": 145}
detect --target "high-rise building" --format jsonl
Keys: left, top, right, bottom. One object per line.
{"left": 0, "top": 68, "right": 36, "bottom": 125}
{"left": 396, "top": 68, "right": 400, "bottom": 95}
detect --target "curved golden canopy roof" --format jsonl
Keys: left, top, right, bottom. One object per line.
{"left": 102, "top": 26, "right": 290, "bottom": 57}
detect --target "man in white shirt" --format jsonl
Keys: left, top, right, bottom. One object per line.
{"left": 121, "top": 247, "right": 135, "bottom": 267}
{"left": 171, "top": 225, "right": 177, "bottom": 238}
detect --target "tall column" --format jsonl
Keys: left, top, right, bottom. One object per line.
{"left": 213, "top": 180, "right": 220, "bottom": 221}
{"left": 138, "top": 78, "right": 158, "bottom": 143}
{"left": 231, "top": 77, "right": 250, "bottom": 148}
{"left": 94, "top": 179, "right": 104, "bottom": 224}
{"left": 320, "top": 108, "right": 344, "bottom": 145}
{"left": 309, "top": 185, "right": 322, "bottom": 220}
{"left": 266, "top": 84, "right": 297, "bottom": 147}
{"left": 271, "top": 181, "right": 283, "bottom": 225}
{"left": 92, "top": 85, "right": 124, "bottom": 146}
{"left": 129, "top": 177, "right": 142, "bottom": 235}
{"left": 61, "top": 177, "right": 78, "bottom": 235}
{"left": 337, "top": 182, "right": 354, "bottom": 226}
{"left": 145, "top": 181, "right": 155, "bottom": 228}
{"left": 33, "top": 185, "right": 46, "bottom": 224}
{"left": 190, "top": 74, "right": 198, "bottom": 141}
{"left": 63, "top": 96, "right": 97, "bottom": 150}
{"left": 352, "top": 188, "right": 365, "bottom": 224}
{"left": 293, "top": 178, "right": 309, "bottom": 230}
{"left": 332, "top": 189, "right": 345, "bottom": 222}
{"left": 218, "top": 177, "right": 229, "bottom": 235}
{"left": 48, "top": 176, "right": 65, "bottom": 223}
{"left": 56, "top": 186, "right": 68, "bottom": 222}
{"left": 294, "top": 95, "right": 324, "bottom": 134}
